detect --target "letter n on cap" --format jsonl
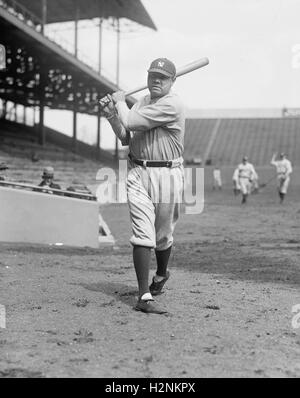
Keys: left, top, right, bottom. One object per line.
{"left": 0, "top": 45, "right": 6, "bottom": 70}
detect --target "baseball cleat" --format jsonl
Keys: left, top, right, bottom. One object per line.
{"left": 149, "top": 271, "right": 170, "bottom": 296}
{"left": 134, "top": 299, "right": 168, "bottom": 314}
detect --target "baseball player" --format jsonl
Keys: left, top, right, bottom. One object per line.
{"left": 232, "top": 156, "right": 258, "bottom": 204}
{"left": 212, "top": 164, "right": 222, "bottom": 190}
{"left": 100, "top": 58, "right": 185, "bottom": 314}
{"left": 270, "top": 152, "right": 293, "bottom": 203}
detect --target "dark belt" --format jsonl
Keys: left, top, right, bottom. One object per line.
{"left": 130, "top": 156, "right": 174, "bottom": 168}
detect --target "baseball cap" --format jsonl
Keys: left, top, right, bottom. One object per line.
{"left": 0, "top": 162, "right": 9, "bottom": 170}
{"left": 243, "top": 156, "right": 248, "bottom": 161}
{"left": 148, "top": 58, "right": 176, "bottom": 78}
{"left": 42, "top": 166, "right": 54, "bottom": 178}
{"left": 280, "top": 152, "right": 285, "bottom": 157}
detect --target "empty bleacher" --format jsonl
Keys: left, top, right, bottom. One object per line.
{"left": 0, "top": 119, "right": 113, "bottom": 189}
{"left": 185, "top": 118, "right": 300, "bottom": 166}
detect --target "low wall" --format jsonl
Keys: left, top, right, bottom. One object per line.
{"left": 0, "top": 186, "right": 100, "bottom": 248}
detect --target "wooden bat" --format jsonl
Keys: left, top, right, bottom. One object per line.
{"left": 125, "top": 57, "right": 209, "bottom": 96}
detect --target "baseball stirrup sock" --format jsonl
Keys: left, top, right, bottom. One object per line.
{"left": 155, "top": 246, "right": 172, "bottom": 278}
{"left": 133, "top": 246, "right": 152, "bottom": 297}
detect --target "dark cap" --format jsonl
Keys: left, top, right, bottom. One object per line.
{"left": 42, "top": 166, "right": 54, "bottom": 178}
{"left": 243, "top": 156, "right": 248, "bottom": 161}
{"left": 0, "top": 162, "right": 9, "bottom": 170}
{"left": 148, "top": 58, "right": 176, "bottom": 78}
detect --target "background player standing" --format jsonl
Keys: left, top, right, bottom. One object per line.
{"left": 100, "top": 58, "right": 185, "bottom": 314}
{"left": 233, "top": 156, "right": 258, "bottom": 204}
{"left": 270, "top": 152, "right": 293, "bottom": 203}
{"left": 212, "top": 164, "right": 222, "bottom": 190}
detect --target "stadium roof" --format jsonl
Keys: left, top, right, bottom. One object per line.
{"left": 16, "top": 0, "right": 157, "bottom": 29}
{"left": 0, "top": 6, "right": 137, "bottom": 114}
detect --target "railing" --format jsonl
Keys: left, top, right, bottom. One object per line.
{"left": 0, "top": 180, "right": 97, "bottom": 201}
{"left": 0, "top": 0, "right": 128, "bottom": 89}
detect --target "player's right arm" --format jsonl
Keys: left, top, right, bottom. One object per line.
{"left": 270, "top": 153, "right": 277, "bottom": 166}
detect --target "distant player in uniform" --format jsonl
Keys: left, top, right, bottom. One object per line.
{"left": 270, "top": 152, "right": 293, "bottom": 203}
{"left": 232, "top": 156, "right": 258, "bottom": 204}
{"left": 212, "top": 164, "right": 222, "bottom": 190}
{"left": 100, "top": 58, "right": 185, "bottom": 314}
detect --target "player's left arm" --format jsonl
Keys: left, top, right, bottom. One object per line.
{"left": 251, "top": 165, "right": 258, "bottom": 181}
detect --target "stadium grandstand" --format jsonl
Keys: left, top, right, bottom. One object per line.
{"left": 0, "top": 0, "right": 156, "bottom": 165}
{"left": 0, "top": 0, "right": 299, "bottom": 178}
{"left": 185, "top": 109, "right": 300, "bottom": 167}
{"left": 0, "top": 0, "right": 157, "bottom": 247}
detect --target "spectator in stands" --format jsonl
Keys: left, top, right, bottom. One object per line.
{"left": 66, "top": 179, "right": 96, "bottom": 201}
{"left": 0, "top": 162, "right": 9, "bottom": 181}
{"left": 38, "top": 166, "right": 62, "bottom": 194}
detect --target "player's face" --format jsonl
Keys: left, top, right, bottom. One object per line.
{"left": 44, "top": 177, "right": 53, "bottom": 184}
{"left": 147, "top": 72, "right": 175, "bottom": 99}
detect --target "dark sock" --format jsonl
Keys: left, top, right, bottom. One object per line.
{"left": 155, "top": 246, "right": 172, "bottom": 277}
{"left": 133, "top": 246, "right": 152, "bottom": 298}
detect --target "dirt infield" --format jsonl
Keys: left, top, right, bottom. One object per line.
{"left": 0, "top": 166, "right": 300, "bottom": 378}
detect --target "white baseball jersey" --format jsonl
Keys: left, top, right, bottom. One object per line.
{"left": 271, "top": 158, "right": 292, "bottom": 194}
{"left": 271, "top": 159, "right": 293, "bottom": 177}
{"left": 234, "top": 163, "right": 257, "bottom": 181}
{"left": 124, "top": 91, "right": 185, "bottom": 250}
{"left": 213, "top": 168, "right": 222, "bottom": 186}
{"left": 126, "top": 91, "right": 185, "bottom": 161}
{"left": 233, "top": 162, "right": 257, "bottom": 195}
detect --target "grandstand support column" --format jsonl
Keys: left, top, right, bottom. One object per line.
{"left": 73, "top": 79, "right": 78, "bottom": 153}
{"left": 13, "top": 103, "right": 17, "bottom": 122}
{"left": 74, "top": 0, "right": 79, "bottom": 58}
{"left": 0, "top": 99, "right": 7, "bottom": 119}
{"left": 39, "top": 100, "right": 45, "bottom": 147}
{"left": 23, "top": 106, "right": 27, "bottom": 125}
{"left": 41, "top": 0, "right": 47, "bottom": 35}
{"left": 97, "top": 110, "right": 101, "bottom": 157}
{"left": 38, "top": 71, "right": 46, "bottom": 146}
{"left": 98, "top": 18, "right": 103, "bottom": 74}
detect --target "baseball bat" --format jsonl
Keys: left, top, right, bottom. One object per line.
{"left": 125, "top": 57, "right": 209, "bottom": 97}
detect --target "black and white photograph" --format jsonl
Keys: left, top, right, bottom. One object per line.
{"left": 0, "top": 0, "right": 299, "bottom": 380}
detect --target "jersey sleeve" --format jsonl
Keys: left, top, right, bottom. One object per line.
{"left": 127, "top": 96, "right": 179, "bottom": 132}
